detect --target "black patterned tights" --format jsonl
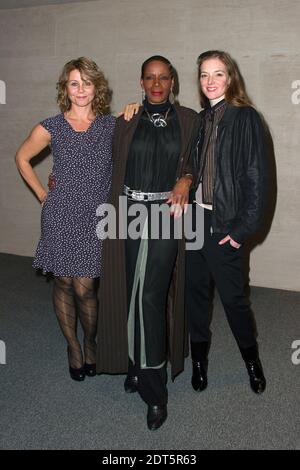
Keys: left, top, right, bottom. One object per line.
{"left": 53, "top": 276, "right": 98, "bottom": 369}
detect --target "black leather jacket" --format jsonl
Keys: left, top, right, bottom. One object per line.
{"left": 191, "top": 104, "right": 267, "bottom": 244}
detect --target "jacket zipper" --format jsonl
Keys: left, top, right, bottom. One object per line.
{"left": 211, "top": 124, "right": 219, "bottom": 235}
{"left": 195, "top": 126, "right": 203, "bottom": 187}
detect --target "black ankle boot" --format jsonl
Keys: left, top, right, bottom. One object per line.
{"left": 192, "top": 361, "right": 208, "bottom": 391}
{"left": 124, "top": 374, "right": 138, "bottom": 393}
{"left": 191, "top": 342, "right": 209, "bottom": 392}
{"left": 245, "top": 358, "right": 266, "bottom": 394}
{"left": 147, "top": 405, "right": 167, "bottom": 431}
{"left": 240, "top": 344, "right": 266, "bottom": 394}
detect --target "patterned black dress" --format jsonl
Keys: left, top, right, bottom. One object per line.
{"left": 33, "top": 113, "right": 115, "bottom": 277}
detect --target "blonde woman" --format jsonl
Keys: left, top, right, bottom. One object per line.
{"left": 16, "top": 58, "right": 115, "bottom": 381}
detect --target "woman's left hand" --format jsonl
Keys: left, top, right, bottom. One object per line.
{"left": 218, "top": 235, "right": 241, "bottom": 249}
{"left": 167, "top": 175, "right": 193, "bottom": 219}
{"left": 48, "top": 173, "right": 55, "bottom": 190}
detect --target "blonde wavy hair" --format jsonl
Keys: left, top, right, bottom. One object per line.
{"left": 56, "top": 57, "right": 111, "bottom": 115}
{"left": 197, "top": 50, "right": 253, "bottom": 108}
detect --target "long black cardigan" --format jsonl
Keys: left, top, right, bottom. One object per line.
{"left": 96, "top": 104, "right": 198, "bottom": 380}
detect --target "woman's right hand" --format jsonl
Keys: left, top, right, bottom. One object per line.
{"left": 167, "top": 175, "right": 193, "bottom": 219}
{"left": 118, "top": 103, "right": 140, "bottom": 121}
{"left": 40, "top": 191, "right": 48, "bottom": 207}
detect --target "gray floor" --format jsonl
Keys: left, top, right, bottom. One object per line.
{"left": 0, "top": 252, "right": 299, "bottom": 450}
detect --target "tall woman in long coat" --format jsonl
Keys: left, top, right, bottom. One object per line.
{"left": 96, "top": 56, "right": 198, "bottom": 430}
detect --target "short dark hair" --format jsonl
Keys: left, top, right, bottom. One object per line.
{"left": 141, "top": 55, "right": 174, "bottom": 79}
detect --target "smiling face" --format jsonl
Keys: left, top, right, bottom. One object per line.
{"left": 66, "top": 69, "right": 95, "bottom": 108}
{"left": 199, "top": 57, "right": 230, "bottom": 101}
{"left": 141, "top": 60, "right": 174, "bottom": 104}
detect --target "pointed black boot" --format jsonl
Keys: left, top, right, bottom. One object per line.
{"left": 192, "top": 361, "right": 208, "bottom": 391}
{"left": 191, "top": 342, "right": 209, "bottom": 392}
{"left": 240, "top": 344, "right": 266, "bottom": 394}
{"left": 124, "top": 374, "right": 138, "bottom": 393}
{"left": 147, "top": 405, "right": 167, "bottom": 431}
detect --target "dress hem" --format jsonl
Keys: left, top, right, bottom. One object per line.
{"left": 33, "top": 265, "right": 101, "bottom": 278}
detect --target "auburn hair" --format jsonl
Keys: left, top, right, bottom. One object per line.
{"left": 197, "top": 50, "right": 253, "bottom": 108}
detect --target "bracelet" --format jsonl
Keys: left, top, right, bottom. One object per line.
{"left": 183, "top": 174, "right": 193, "bottom": 181}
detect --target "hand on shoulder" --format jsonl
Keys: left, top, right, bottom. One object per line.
{"left": 117, "top": 103, "right": 141, "bottom": 121}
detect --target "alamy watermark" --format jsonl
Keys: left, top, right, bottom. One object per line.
{"left": 96, "top": 198, "right": 204, "bottom": 251}
{"left": 291, "top": 340, "right": 300, "bottom": 365}
{"left": 291, "top": 80, "right": 300, "bottom": 104}
{"left": 0, "top": 80, "right": 6, "bottom": 104}
{"left": 0, "top": 340, "right": 6, "bottom": 364}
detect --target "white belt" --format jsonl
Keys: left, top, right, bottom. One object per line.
{"left": 123, "top": 185, "right": 171, "bottom": 201}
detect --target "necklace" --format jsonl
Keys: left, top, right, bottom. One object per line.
{"left": 145, "top": 107, "right": 171, "bottom": 127}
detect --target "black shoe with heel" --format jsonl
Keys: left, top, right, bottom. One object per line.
{"left": 245, "top": 358, "right": 266, "bottom": 394}
{"left": 84, "top": 363, "right": 96, "bottom": 377}
{"left": 67, "top": 346, "right": 85, "bottom": 381}
{"left": 191, "top": 341, "right": 209, "bottom": 392}
{"left": 239, "top": 344, "right": 266, "bottom": 394}
{"left": 69, "top": 365, "right": 85, "bottom": 381}
{"left": 192, "top": 361, "right": 208, "bottom": 391}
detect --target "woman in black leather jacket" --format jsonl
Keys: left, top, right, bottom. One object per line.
{"left": 186, "top": 50, "right": 267, "bottom": 395}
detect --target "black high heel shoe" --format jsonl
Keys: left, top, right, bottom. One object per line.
{"left": 67, "top": 347, "right": 85, "bottom": 381}
{"left": 84, "top": 363, "right": 96, "bottom": 377}
{"left": 69, "top": 365, "right": 85, "bottom": 381}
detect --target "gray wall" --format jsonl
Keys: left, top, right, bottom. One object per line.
{"left": 0, "top": 0, "right": 299, "bottom": 291}
{"left": 0, "top": 0, "right": 87, "bottom": 9}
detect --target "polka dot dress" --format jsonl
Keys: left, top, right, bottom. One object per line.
{"left": 33, "top": 113, "right": 115, "bottom": 278}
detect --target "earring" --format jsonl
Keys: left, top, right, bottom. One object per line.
{"left": 141, "top": 89, "right": 145, "bottom": 102}
{"left": 169, "top": 89, "right": 175, "bottom": 104}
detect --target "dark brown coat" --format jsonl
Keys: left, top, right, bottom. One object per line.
{"left": 96, "top": 104, "right": 198, "bottom": 380}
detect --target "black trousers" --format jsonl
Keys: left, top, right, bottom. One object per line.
{"left": 125, "top": 200, "right": 178, "bottom": 406}
{"left": 186, "top": 207, "right": 257, "bottom": 350}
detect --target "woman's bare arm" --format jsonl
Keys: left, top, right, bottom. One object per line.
{"left": 15, "top": 124, "right": 51, "bottom": 203}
